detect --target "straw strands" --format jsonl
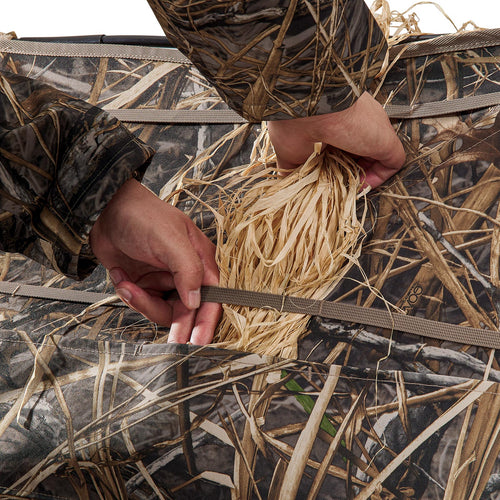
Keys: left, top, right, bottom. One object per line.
{"left": 174, "top": 129, "right": 367, "bottom": 358}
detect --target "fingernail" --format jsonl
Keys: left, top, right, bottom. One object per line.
{"left": 187, "top": 289, "right": 201, "bottom": 309}
{"left": 167, "top": 334, "right": 179, "bottom": 344}
{"left": 189, "top": 329, "right": 205, "bottom": 346}
{"left": 116, "top": 288, "right": 132, "bottom": 303}
{"left": 109, "top": 268, "right": 126, "bottom": 285}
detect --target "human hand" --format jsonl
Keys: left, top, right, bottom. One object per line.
{"left": 89, "top": 178, "right": 221, "bottom": 344}
{"left": 267, "top": 91, "right": 406, "bottom": 189}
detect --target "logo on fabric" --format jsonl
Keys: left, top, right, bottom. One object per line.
{"left": 401, "top": 284, "right": 423, "bottom": 314}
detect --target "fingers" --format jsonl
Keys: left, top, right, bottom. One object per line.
{"left": 162, "top": 222, "right": 219, "bottom": 312}
{"left": 357, "top": 130, "right": 405, "bottom": 189}
{"left": 110, "top": 268, "right": 174, "bottom": 326}
{"left": 169, "top": 252, "right": 203, "bottom": 310}
{"left": 346, "top": 93, "right": 406, "bottom": 187}
{"left": 190, "top": 301, "right": 222, "bottom": 344}
{"left": 112, "top": 279, "right": 175, "bottom": 326}
{"left": 144, "top": 213, "right": 209, "bottom": 311}
{"left": 132, "top": 204, "right": 220, "bottom": 340}
{"left": 267, "top": 118, "right": 319, "bottom": 172}
{"left": 166, "top": 299, "right": 221, "bottom": 345}
{"left": 360, "top": 159, "right": 402, "bottom": 189}
{"left": 167, "top": 227, "right": 221, "bottom": 344}
{"left": 358, "top": 156, "right": 403, "bottom": 190}
{"left": 133, "top": 264, "right": 221, "bottom": 345}
{"left": 93, "top": 181, "right": 222, "bottom": 344}
{"left": 268, "top": 92, "right": 406, "bottom": 189}
{"left": 110, "top": 265, "right": 221, "bottom": 344}
{"left": 167, "top": 301, "right": 197, "bottom": 343}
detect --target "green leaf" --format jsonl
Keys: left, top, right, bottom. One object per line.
{"left": 281, "top": 370, "right": 338, "bottom": 437}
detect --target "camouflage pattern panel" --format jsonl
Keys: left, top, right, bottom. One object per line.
{"left": 0, "top": 40, "right": 256, "bottom": 194}
{"left": 0, "top": 335, "right": 494, "bottom": 499}
{"left": 0, "top": 70, "right": 154, "bottom": 279}
{"left": 147, "top": 0, "right": 387, "bottom": 121}
{"left": 0, "top": 31, "right": 499, "bottom": 499}
{"left": 317, "top": 37, "right": 500, "bottom": 380}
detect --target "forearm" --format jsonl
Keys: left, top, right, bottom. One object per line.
{"left": 0, "top": 70, "right": 154, "bottom": 278}
{"left": 147, "top": 0, "right": 387, "bottom": 121}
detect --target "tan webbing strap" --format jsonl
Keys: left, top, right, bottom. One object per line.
{"left": 0, "top": 281, "right": 123, "bottom": 306}
{"left": 108, "top": 108, "right": 247, "bottom": 124}
{"left": 0, "top": 38, "right": 191, "bottom": 64}
{"left": 385, "top": 92, "right": 500, "bottom": 119}
{"left": 0, "top": 281, "right": 498, "bottom": 349}
{"left": 3, "top": 29, "right": 500, "bottom": 65}
{"left": 389, "top": 28, "right": 500, "bottom": 60}
{"left": 200, "top": 286, "right": 500, "bottom": 348}
{"left": 106, "top": 93, "right": 500, "bottom": 124}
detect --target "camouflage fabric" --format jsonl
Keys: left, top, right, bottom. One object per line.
{"left": 147, "top": 0, "right": 387, "bottom": 121}
{"left": 0, "top": 70, "right": 154, "bottom": 279}
{"left": 0, "top": 0, "right": 386, "bottom": 279}
{"left": 0, "top": 29, "right": 499, "bottom": 498}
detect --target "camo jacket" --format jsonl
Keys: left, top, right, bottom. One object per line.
{"left": 147, "top": 0, "right": 387, "bottom": 120}
{"left": 0, "top": 0, "right": 386, "bottom": 279}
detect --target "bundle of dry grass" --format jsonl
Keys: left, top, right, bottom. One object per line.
{"left": 156, "top": 2, "right": 475, "bottom": 359}
{"left": 204, "top": 131, "right": 367, "bottom": 358}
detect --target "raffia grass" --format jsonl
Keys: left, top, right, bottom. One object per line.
{"left": 180, "top": 129, "right": 366, "bottom": 358}
{"left": 164, "top": 1, "right": 471, "bottom": 358}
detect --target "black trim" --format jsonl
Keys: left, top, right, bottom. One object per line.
{"left": 19, "top": 34, "right": 172, "bottom": 47}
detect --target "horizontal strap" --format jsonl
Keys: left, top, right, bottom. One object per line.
{"left": 390, "top": 27, "right": 500, "bottom": 60}
{"left": 385, "top": 92, "right": 500, "bottom": 119}
{"left": 200, "top": 286, "right": 500, "bottom": 349}
{"left": 1, "top": 281, "right": 496, "bottom": 349}
{"left": 107, "top": 92, "right": 500, "bottom": 124}
{"left": 0, "top": 38, "right": 190, "bottom": 64}
{"left": 0, "top": 281, "right": 123, "bottom": 306}
{"left": 3, "top": 38, "right": 500, "bottom": 120}
{"left": 109, "top": 108, "right": 247, "bottom": 124}
{"left": 4, "top": 30, "right": 500, "bottom": 65}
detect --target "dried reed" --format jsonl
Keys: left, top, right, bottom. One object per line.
{"left": 163, "top": 1, "right": 461, "bottom": 358}
{"left": 203, "top": 129, "right": 367, "bottom": 357}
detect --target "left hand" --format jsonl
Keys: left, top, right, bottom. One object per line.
{"left": 89, "top": 178, "right": 221, "bottom": 345}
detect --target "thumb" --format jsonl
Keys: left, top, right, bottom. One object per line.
{"left": 169, "top": 258, "right": 204, "bottom": 311}
{"left": 148, "top": 204, "right": 213, "bottom": 311}
{"left": 165, "top": 241, "right": 204, "bottom": 311}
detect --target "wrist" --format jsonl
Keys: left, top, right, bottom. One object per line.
{"left": 90, "top": 178, "right": 140, "bottom": 258}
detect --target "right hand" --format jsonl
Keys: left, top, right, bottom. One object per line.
{"left": 90, "top": 179, "right": 221, "bottom": 345}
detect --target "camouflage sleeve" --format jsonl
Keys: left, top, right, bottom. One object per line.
{"left": 0, "top": 70, "right": 155, "bottom": 279}
{"left": 147, "top": 0, "right": 387, "bottom": 121}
